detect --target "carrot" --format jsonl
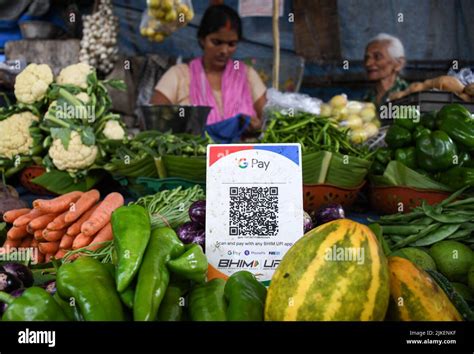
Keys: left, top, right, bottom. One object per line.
{"left": 86, "top": 223, "right": 113, "bottom": 251}
{"left": 36, "top": 252, "right": 45, "bottom": 264}
{"left": 67, "top": 204, "right": 99, "bottom": 237}
{"left": 38, "top": 241, "right": 60, "bottom": 255}
{"left": 54, "top": 249, "right": 68, "bottom": 260}
{"left": 72, "top": 233, "right": 93, "bottom": 250}
{"left": 46, "top": 211, "right": 69, "bottom": 231}
{"left": 44, "top": 253, "right": 54, "bottom": 263}
{"left": 65, "top": 189, "right": 101, "bottom": 223}
{"left": 3, "top": 239, "right": 21, "bottom": 248}
{"left": 60, "top": 234, "right": 75, "bottom": 250}
{"left": 43, "top": 229, "right": 66, "bottom": 242}
{"left": 28, "top": 214, "right": 57, "bottom": 231}
{"left": 34, "top": 229, "right": 45, "bottom": 241}
{"left": 33, "top": 191, "right": 83, "bottom": 214}
{"left": 13, "top": 209, "right": 44, "bottom": 227}
{"left": 20, "top": 236, "right": 33, "bottom": 248}
{"left": 3, "top": 208, "right": 31, "bottom": 223}
{"left": 81, "top": 193, "right": 124, "bottom": 237}
{"left": 7, "top": 225, "right": 28, "bottom": 240}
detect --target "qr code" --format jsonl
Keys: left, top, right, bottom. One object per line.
{"left": 229, "top": 186, "right": 279, "bottom": 236}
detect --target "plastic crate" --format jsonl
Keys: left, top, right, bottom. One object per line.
{"left": 389, "top": 90, "right": 474, "bottom": 113}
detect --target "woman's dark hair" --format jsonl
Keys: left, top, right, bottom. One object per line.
{"left": 197, "top": 5, "right": 242, "bottom": 45}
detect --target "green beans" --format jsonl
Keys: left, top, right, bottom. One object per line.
{"left": 262, "top": 111, "right": 370, "bottom": 159}
{"left": 377, "top": 188, "right": 474, "bottom": 251}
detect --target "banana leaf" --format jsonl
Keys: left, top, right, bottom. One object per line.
{"left": 370, "top": 161, "right": 454, "bottom": 192}
{"left": 31, "top": 169, "right": 105, "bottom": 195}
{"left": 156, "top": 155, "right": 206, "bottom": 182}
{"left": 303, "top": 151, "right": 371, "bottom": 188}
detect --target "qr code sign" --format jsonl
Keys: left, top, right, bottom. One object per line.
{"left": 229, "top": 186, "right": 279, "bottom": 236}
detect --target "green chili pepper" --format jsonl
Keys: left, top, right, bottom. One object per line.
{"left": 188, "top": 278, "right": 227, "bottom": 321}
{"left": 0, "top": 287, "right": 68, "bottom": 321}
{"left": 415, "top": 130, "right": 458, "bottom": 172}
{"left": 112, "top": 205, "right": 151, "bottom": 293}
{"left": 394, "top": 147, "right": 417, "bottom": 169}
{"left": 134, "top": 227, "right": 185, "bottom": 321}
{"left": 224, "top": 271, "right": 267, "bottom": 321}
{"left": 119, "top": 284, "right": 135, "bottom": 310}
{"left": 156, "top": 277, "right": 190, "bottom": 321}
{"left": 52, "top": 292, "right": 82, "bottom": 321}
{"left": 167, "top": 244, "right": 208, "bottom": 283}
{"left": 57, "top": 257, "right": 126, "bottom": 321}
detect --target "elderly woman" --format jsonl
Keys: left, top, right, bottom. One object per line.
{"left": 151, "top": 4, "right": 267, "bottom": 143}
{"left": 363, "top": 33, "right": 408, "bottom": 106}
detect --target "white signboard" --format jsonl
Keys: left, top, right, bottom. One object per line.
{"left": 206, "top": 144, "right": 303, "bottom": 284}
{"left": 238, "top": 0, "right": 284, "bottom": 17}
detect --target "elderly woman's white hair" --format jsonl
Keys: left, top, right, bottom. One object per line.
{"left": 367, "top": 33, "right": 405, "bottom": 61}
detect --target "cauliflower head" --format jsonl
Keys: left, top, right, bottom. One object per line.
{"left": 0, "top": 112, "right": 40, "bottom": 159}
{"left": 49, "top": 131, "right": 98, "bottom": 172}
{"left": 14, "top": 64, "right": 53, "bottom": 104}
{"left": 103, "top": 120, "right": 125, "bottom": 140}
{"left": 56, "top": 63, "right": 92, "bottom": 89}
{"left": 75, "top": 92, "right": 90, "bottom": 103}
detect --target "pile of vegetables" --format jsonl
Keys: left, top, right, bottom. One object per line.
{"left": 2, "top": 190, "right": 124, "bottom": 263}
{"left": 79, "top": 0, "right": 119, "bottom": 75}
{"left": 0, "top": 62, "right": 127, "bottom": 194}
{"left": 104, "top": 131, "right": 210, "bottom": 180}
{"left": 372, "top": 103, "right": 474, "bottom": 191}
{"left": 320, "top": 94, "right": 381, "bottom": 143}
{"left": 370, "top": 188, "right": 474, "bottom": 317}
{"left": 132, "top": 185, "right": 205, "bottom": 230}
{"left": 389, "top": 75, "right": 474, "bottom": 103}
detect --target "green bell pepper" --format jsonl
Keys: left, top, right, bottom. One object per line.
{"left": 134, "top": 227, "right": 185, "bottom": 321}
{"left": 375, "top": 148, "right": 392, "bottom": 164}
{"left": 438, "top": 103, "right": 474, "bottom": 149}
{"left": 385, "top": 125, "right": 412, "bottom": 149}
{"left": 412, "top": 125, "right": 431, "bottom": 140}
{"left": 57, "top": 257, "right": 126, "bottom": 321}
{"left": 420, "top": 111, "right": 438, "bottom": 130}
{"left": 188, "top": 278, "right": 227, "bottom": 321}
{"left": 393, "top": 106, "right": 420, "bottom": 131}
{"left": 415, "top": 130, "right": 458, "bottom": 172}
{"left": 167, "top": 244, "right": 208, "bottom": 283}
{"left": 0, "top": 287, "right": 68, "bottom": 321}
{"left": 112, "top": 205, "right": 151, "bottom": 293}
{"left": 394, "top": 147, "right": 417, "bottom": 170}
{"left": 53, "top": 292, "right": 82, "bottom": 321}
{"left": 224, "top": 271, "right": 267, "bottom": 321}
{"left": 437, "top": 167, "right": 474, "bottom": 190}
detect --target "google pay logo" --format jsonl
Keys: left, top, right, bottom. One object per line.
{"left": 237, "top": 158, "right": 248, "bottom": 169}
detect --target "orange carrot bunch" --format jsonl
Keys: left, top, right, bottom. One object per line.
{"left": 2, "top": 190, "right": 124, "bottom": 263}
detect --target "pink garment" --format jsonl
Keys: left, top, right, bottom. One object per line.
{"left": 189, "top": 57, "right": 256, "bottom": 125}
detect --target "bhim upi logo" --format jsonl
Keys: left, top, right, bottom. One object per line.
{"left": 237, "top": 158, "right": 248, "bottom": 169}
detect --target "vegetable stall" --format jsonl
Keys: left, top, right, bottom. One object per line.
{"left": 0, "top": 0, "right": 473, "bottom": 338}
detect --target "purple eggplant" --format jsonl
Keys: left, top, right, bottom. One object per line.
{"left": 314, "top": 204, "right": 345, "bottom": 226}
{"left": 1, "top": 262, "right": 34, "bottom": 287}
{"left": 303, "top": 211, "right": 314, "bottom": 233}
{"left": 177, "top": 221, "right": 205, "bottom": 248}
{"left": 0, "top": 287, "right": 25, "bottom": 315}
{"left": 189, "top": 200, "right": 206, "bottom": 226}
{"left": 0, "top": 271, "right": 23, "bottom": 293}
{"left": 42, "top": 280, "right": 56, "bottom": 295}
